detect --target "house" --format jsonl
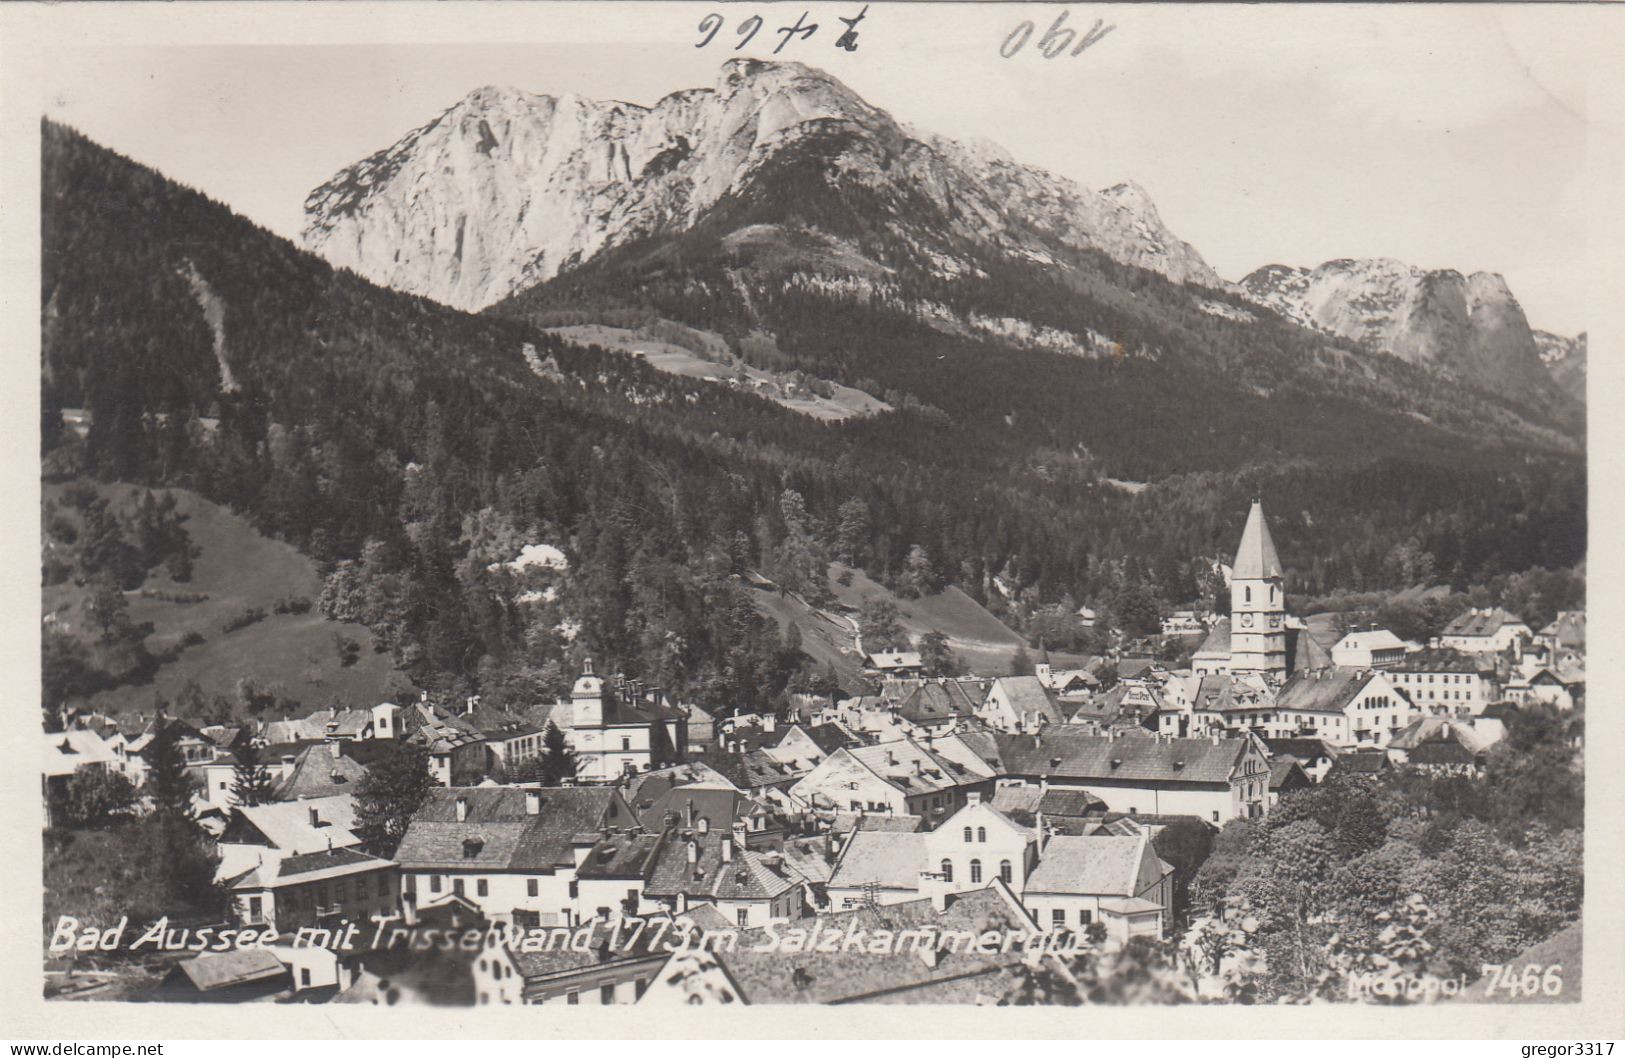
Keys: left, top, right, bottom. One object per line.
{"left": 1439, "top": 607, "right": 1532, "bottom": 655}
{"left": 400, "top": 702, "right": 486, "bottom": 786}
{"left": 1261, "top": 737, "right": 1340, "bottom": 783}
{"left": 895, "top": 679, "right": 985, "bottom": 733}
{"left": 1325, "top": 748, "right": 1392, "bottom": 780}
{"left": 633, "top": 827, "right": 805, "bottom": 928}
{"left": 979, "top": 728, "right": 1271, "bottom": 824}
{"left": 1020, "top": 830, "right": 1174, "bottom": 944}
{"left": 977, "top": 675, "right": 1065, "bottom": 733}
{"left": 1331, "top": 629, "right": 1409, "bottom": 669}
{"left": 1538, "top": 611, "right": 1585, "bottom": 654}
{"left": 1270, "top": 668, "right": 1417, "bottom": 747}
{"left": 216, "top": 794, "right": 363, "bottom": 882}
{"left": 788, "top": 734, "right": 997, "bottom": 827}
{"left": 988, "top": 785, "right": 1105, "bottom": 835}
{"left": 1036, "top": 662, "right": 1100, "bottom": 698}
{"left": 1266, "top": 758, "right": 1312, "bottom": 805}
{"left": 273, "top": 742, "right": 371, "bottom": 800}
{"left": 1507, "top": 662, "right": 1584, "bottom": 712}
{"left": 394, "top": 786, "right": 635, "bottom": 927}
{"left": 637, "top": 884, "right": 1038, "bottom": 1005}
{"left": 224, "top": 846, "right": 400, "bottom": 934}
{"left": 464, "top": 706, "right": 548, "bottom": 778}
{"left": 473, "top": 927, "right": 669, "bottom": 1005}
{"left": 825, "top": 795, "right": 1036, "bottom": 909}
{"left": 680, "top": 701, "right": 719, "bottom": 747}
{"left": 1161, "top": 611, "right": 1207, "bottom": 636}
{"left": 42, "top": 729, "right": 122, "bottom": 825}
{"left": 1385, "top": 716, "right": 1494, "bottom": 773}
{"left": 634, "top": 782, "right": 781, "bottom": 849}
{"left": 158, "top": 949, "right": 290, "bottom": 1003}
{"left": 543, "top": 666, "right": 689, "bottom": 783}
{"left": 863, "top": 651, "right": 924, "bottom": 677}
{"left": 1388, "top": 648, "right": 1500, "bottom": 716}
{"left": 759, "top": 723, "right": 855, "bottom": 773}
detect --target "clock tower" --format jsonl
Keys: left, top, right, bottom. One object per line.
{"left": 1229, "top": 499, "right": 1287, "bottom": 675}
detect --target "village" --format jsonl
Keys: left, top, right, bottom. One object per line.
{"left": 40, "top": 501, "right": 1587, "bottom": 1005}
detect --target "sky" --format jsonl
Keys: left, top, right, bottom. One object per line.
{"left": 29, "top": 2, "right": 1609, "bottom": 334}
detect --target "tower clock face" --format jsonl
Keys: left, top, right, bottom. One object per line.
{"left": 1240, "top": 613, "right": 1254, "bottom": 628}
{"left": 1269, "top": 614, "right": 1281, "bottom": 628}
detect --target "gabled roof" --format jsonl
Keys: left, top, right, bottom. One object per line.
{"left": 395, "top": 787, "right": 629, "bottom": 871}
{"left": 896, "top": 680, "right": 982, "bottom": 725}
{"left": 1194, "top": 619, "right": 1231, "bottom": 659}
{"left": 1442, "top": 607, "right": 1528, "bottom": 638}
{"left": 1390, "top": 647, "right": 1497, "bottom": 675}
{"left": 403, "top": 703, "right": 484, "bottom": 754}
{"left": 175, "top": 949, "right": 287, "bottom": 992}
{"left": 1268, "top": 758, "right": 1311, "bottom": 791}
{"left": 844, "top": 736, "right": 994, "bottom": 796}
{"left": 1334, "top": 629, "right": 1407, "bottom": 653}
{"left": 642, "top": 830, "right": 797, "bottom": 901}
{"left": 987, "top": 676, "right": 1065, "bottom": 726}
{"left": 1387, "top": 716, "right": 1489, "bottom": 754}
{"left": 43, "top": 730, "right": 119, "bottom": 777}
{"left": 1262, "top": 737, "right": 1340, "bottom": 762}
{"left": 273, "top": 744, "right": 370, "bottom": 800}
{"left": 989, "top": 729, "right": 1248, "bottom": 785}
{"left": 701, "top": 886, "right": 1034, "bottom": 1004}
{"left": 1273, "top": 668, "right": 1372, "bottom": 715}
{"left": 1025, "top": 834, "right": 1163, "bottom": 896}
{"left": 1232, "top": 500, "right": 1283, "bottom": 580}
{"left": 827, "top": 829, "right": 928, "bottom": 890}
{"left": 225, "top": 795, "right": 360, "bottom": 854}
{"left": 636, "top": 783, "right": 762, "bottom": 833}
{"left": 228, "top": 846, "right": 390, "bottom": 890}
{"left": 1540, "top": 611, "right": 1585, "bottom": 650}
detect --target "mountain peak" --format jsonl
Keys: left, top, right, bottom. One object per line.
{"left": 303, "top": 60, "right": 1224, "bottom": 309}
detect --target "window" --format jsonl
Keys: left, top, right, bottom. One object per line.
{"left": 963, "top": 827, "right": 973, "bottom": 843}
{"left": 1079, "top": 910, "right": 1092, "bottom": 926}
{"left": 569, "top": 880, "right": 579, "bottom": 899}
{"left": 527, "top": 879, "right": 538, "bottom": 898}
{"left": 941, "top": 859, "right": 954, "bottom": 883}
{"left": 429, "top": 875, "right": 442, "bottom": 894}
{"left": 453, "top": 878, "right": 465, "bottom": 897}
{"left": 1052, "top": 909, "right": 1066, "bottom": 926}
{"left": 567, "top": 990, "right": 579, "bottom": 1005}
{"left": 1245, "top": 586, "right": 1252, "bottom": 603}
{"left": 977, "top": 827, "right": 987, "bottom": 843}
{"left": 477, "top": 879, "right": 489, "bottom": 897}
{"left": 602, "top": 983, "right": 615, "bottom": 1004}
{"left": 737, "top": 908, "right": 749, "bottom": 928}
{"left": 621, "top": 737, "right": 631, "bottom": 752}
{"left": 970, "top": 859, "right": 982, "bottom": 884}
{"left": 1212, "top": 811, "right": 1220, "bottom": 822}
{"left": 999, "top": 860, "right": 1013, "bottom": 883}
{"left": 300, "top": 968, "right": 311, "bottom": 987}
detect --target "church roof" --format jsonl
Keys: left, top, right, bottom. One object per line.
{"left": 1232, "top": 500, "right": 1283, "bottom": 580}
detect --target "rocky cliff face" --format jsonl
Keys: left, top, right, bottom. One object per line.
{"left": 1535, "top": 329, "right": 1587, "bottom": 402}
{"left": 1240, "top": 258, "right": 1563, "bottom": 398}
{"left": 303, "top": 59, "right": 1223, "bottom": 311}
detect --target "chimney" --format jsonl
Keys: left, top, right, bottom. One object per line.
{"left": 685, "top": 801, "right": 696, "bottom": 828}
{"left": 525, "top": 790, "right": 540, "bottom": 815}
{"left": 328, "top": 741, "right": 342, "bottom": 759}
{"left": 1036, "top": 811, "right": 1047, "bottom": 853}
{"left": 1210, "top": 731, "right": 1221, "bottom": 746}
{"left": 455, "top": 795, "right": 468, "bottom": 823}
{"left": 309, "top": 806, "right": 321, "bottom": 827}
{"left": 966, "top": 790, "right": 981, "bottom": 807}
{"left": 722, "top": 838, "right": 734, "bottom": 863}
{"left": 1039, "top": 773, "right": 1049, "bottom": 793}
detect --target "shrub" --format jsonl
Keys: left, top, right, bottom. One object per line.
{"left": 222, "top": 606, "right": 267, "bottom": 633}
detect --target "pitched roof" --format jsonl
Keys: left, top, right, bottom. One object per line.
{"left": 1390, "top": 647, "right": 1497, "bottom": 675}
{"left": 636, "top": 783, "right": 760, "bottom": 833}
{"left": 1540, "top": 611, "right": 1585, "bottom": 650}
{"left": 1268, "top": 758, "right": 1310, "bottom": 790}
{"left": 1290, "top": 628, "right": 1335, "bottom": 672}
{"left": 1024, "top": 835, "right": 1158, "bottom": 896}
{"left": 844, "top": 737, "right": 993, "bottom": 796}
{"left": 395, "top": 787, "right": 629, "bottom": 871}
{"left": 990, "top": 729, "right": 1246, "bottom": 784}
{"left": 702, "top": 886, "right": 1034, "bottom": 1004}
{"left": 896, "top": 681, "right": 982, "bottom": 725}
{"left": 228, "top": 846, "right": 391, "bottom": 890}
{"left": 642, "top": 831, "right": 797, "bottom": 902}
{"left": 830, "top": 812, "right": 924, "bottom": 835}
{"left": 988, "top": 676, "right": 1065, "bottom": 726}
{"left": 273, "top": 744, "right": 370, "bottom": 800}
{"left": 176, "top": 949, "right": 287, "bottom": 992}
{"left": 1232, "top": 500, "right": 1284, "bottom": 580}
{"left": 227, "top": 795, "right": 360, "bottom": 853}
{"left": 42, "top": 730, "right": 119, "bottom": 777}
{"left": 404, "top": 703, "right": 484, "bottom": 754}
{"left": 1273, "top": 668, "right": 1372, "bottom": 715}
{"left": 1442, "top": 607, "right": 1528, "bottom": 638}
{"left": 1334, "top": 629, "right": 1407, "bottom": 653}
{"left": 1262, "top": 737, "right": 1340, "bottom": 762}
{"left": 1194, "top": 619, "right": 1231, "bottom": 658}
{"left": 1387, "top": 716, "right": 1489, "bottom": 754}
{"left": 827, "top": 830, "right": 928, "bottom": 890}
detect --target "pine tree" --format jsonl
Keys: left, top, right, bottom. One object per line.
{"left": 537, "top": 721, "right": 577, "bottom": 786}
{"left": 230, "top": 739, "right": 277, "bottom": 808}
{"left": 919, "top": 630, "right": 957, "bottom": 677}
{"left": 354, "top": 741, "right": 434, "bottom": 856}
{"left": 145, "top": 717, "right": 196, "bottom": 817}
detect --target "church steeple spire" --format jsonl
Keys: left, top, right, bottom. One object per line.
{"left": 1229, "top": 499, "right": 1287, "bottom": 675}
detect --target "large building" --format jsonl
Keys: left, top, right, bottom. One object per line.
{"left": 1192, "top": 500, "right": 1289, "bottom": 679}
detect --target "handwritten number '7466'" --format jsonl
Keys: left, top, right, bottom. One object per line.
{"left": 697, "top": 7, "right": 868, "bottom": 53}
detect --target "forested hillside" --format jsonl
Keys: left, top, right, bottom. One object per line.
{"left": 42, "top": 120, "right": 1585, "bottom": 714}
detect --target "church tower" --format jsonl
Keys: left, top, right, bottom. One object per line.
{"left": 1229, "top": 499, "right": 1287, "bottom": 675}
{"left": 571, "top": 658, "right": 605, "bottom": 729}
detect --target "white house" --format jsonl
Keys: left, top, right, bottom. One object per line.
{"left": 825, "top": 795, "right": 1036, "bottom": 909}
{"left": 1021, "top": 830, "right": 1174, "bottom": 944}
{"left": 1439, "top": 608, "right": 1532, "bottom": 655}
{"left": 1330, "top": 629, "right": 1409, "bottom": 669}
